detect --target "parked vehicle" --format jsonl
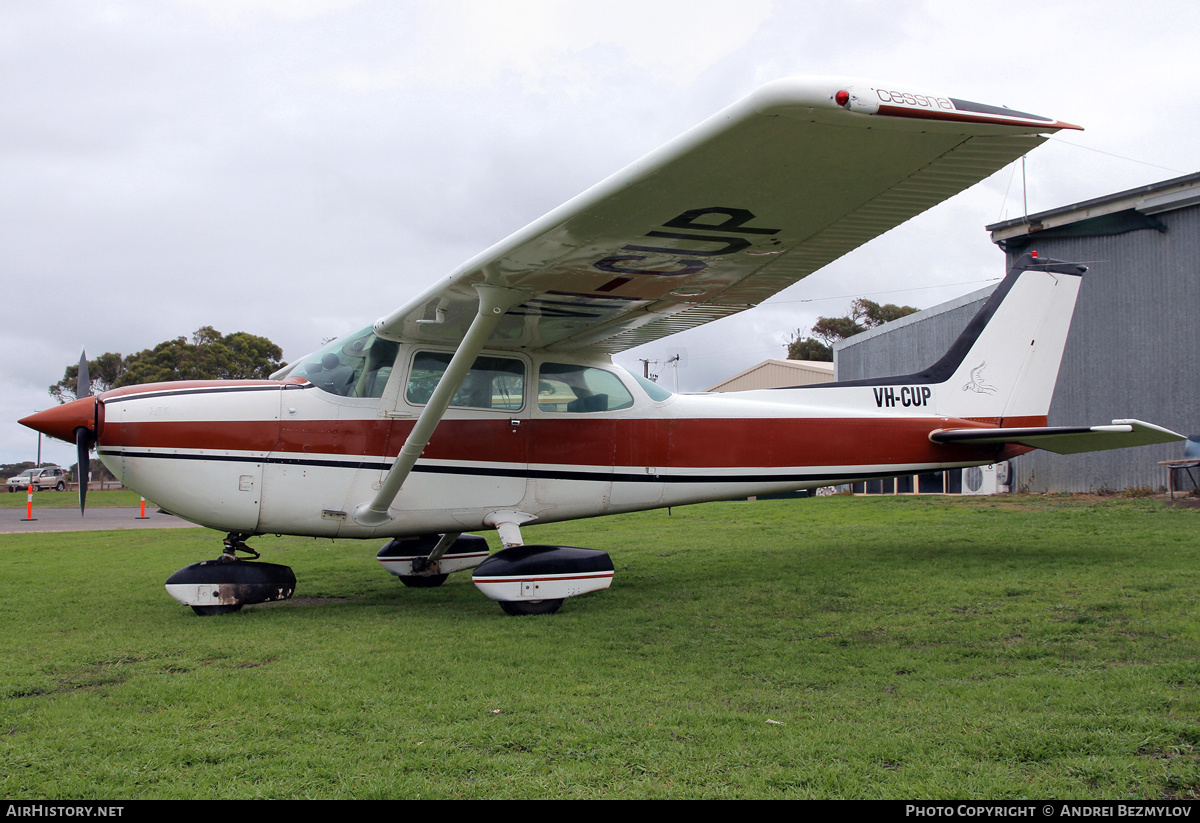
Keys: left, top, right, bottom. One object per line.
{"left": 6, "top": 466, "right": 67, "bottom": 492}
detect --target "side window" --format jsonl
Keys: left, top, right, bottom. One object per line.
{"left": 537, "top": 363, "right": 635, "bottom": 413}
{"left": 633, "top": 373, "right": 673, "bottom": 402}
{"left": 406, "top": 352, "right": 525, "bottom": 411}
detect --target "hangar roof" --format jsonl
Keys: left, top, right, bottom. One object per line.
{"left": 706, "top": 358, "right": 833, "bottom": 392}
{"left": 988, "top": 171, "right": 1200, "bottom": 247}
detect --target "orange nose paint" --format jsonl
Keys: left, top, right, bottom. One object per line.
{"left": 19, "top": 396, "right": 97, "bottom": 443}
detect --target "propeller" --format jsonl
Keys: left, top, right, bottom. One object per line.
{"left": 75, "top": 349, "right": 94, "bottom": 516}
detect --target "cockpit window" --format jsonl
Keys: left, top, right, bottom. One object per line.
{"left": 285, "top": 327, "right": 399, "bottom": 398}
{"left": 537, "top": 363, "right": 634, "bottom": 413}
{"left": 406, "top": 352, "right": 525, "bottom": 411}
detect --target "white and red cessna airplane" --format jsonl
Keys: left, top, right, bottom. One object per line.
{"left": 21, "top": 77, "right": 1182, "bottom": 616}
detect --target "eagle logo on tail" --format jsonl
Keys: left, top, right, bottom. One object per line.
{"left": 963, "top": 362, "right": 998, "bottom": 395}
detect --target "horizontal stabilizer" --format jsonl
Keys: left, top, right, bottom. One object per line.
{"left": 930, "top": 419, "right": 1183, "bottom": 455}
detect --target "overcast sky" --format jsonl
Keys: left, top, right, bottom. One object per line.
{"left": 4, "top": 0, "right": 1198, "bottom": 468}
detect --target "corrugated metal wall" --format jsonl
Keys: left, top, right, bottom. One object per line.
{"left": 835, "top": 287, "right": 992, "bottom": 381}
{"left": 834, "top": 204, "right": 1200, "bottom": 492}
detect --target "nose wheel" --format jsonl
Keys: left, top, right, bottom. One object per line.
{"left": 164, "top": 533, "right": 296, "bottom": 615}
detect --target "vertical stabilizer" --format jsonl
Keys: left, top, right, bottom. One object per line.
{"left": 826, "top": 253, "right": 1087, "bottom": 421}
{"left": 933, "top": 254, "right": 1086, "bottom": 421}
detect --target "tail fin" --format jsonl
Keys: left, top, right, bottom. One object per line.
{"left": 930, "top": 253, "right": 1086, "bottom": 421}
{"left": 827, "top": 253, "right": 1184, "bottom": 453}
{"left": 830, "top": 253, "right": 1086, "bottom": 421}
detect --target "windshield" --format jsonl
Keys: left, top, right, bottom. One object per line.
{"left": 283, "top": 326, "right": 400, "bottom": 398}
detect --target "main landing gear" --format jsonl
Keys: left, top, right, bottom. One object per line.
{"left": 377, "top": 516, "right": 615, "bottom": 616}
{"left": 376, "top": 533, "right": 488, "bottom": 589}
{"left": 164, "top": 533, "right": 296, "bottom": 616}
{"left": 471, "top": 544, "right": 615, "bottom": 616}
{"left": 378, "top": 518, "right": 615, "bottom": 616}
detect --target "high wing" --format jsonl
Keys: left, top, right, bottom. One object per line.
{"left": 930, "top": 420, "right": 1183, "bottom": 455}
{"left": 372, "top": 76, "right": 1079, "bottom": 354}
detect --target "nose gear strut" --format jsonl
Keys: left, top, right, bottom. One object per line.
{"left": 223, "top": 532, "right": 260, "bottom": 560}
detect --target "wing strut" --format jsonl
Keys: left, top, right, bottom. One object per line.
{"left": 353, "top": 283, "right": 528, "bottom": 528}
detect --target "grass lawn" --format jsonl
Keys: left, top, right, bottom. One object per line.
{"left": 0, "top": 489, "right": 145, "bottom": 508}
{"left": 2, "top": 493, "right": 1199, "bottom": 799}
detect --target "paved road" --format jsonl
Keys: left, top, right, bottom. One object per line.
{"left": 1, "top": 506, "right": 206, "bottom": 534}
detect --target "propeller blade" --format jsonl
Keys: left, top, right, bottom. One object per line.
{"left": 76, "top": 426, "right": 90, "bottom": 516}
{"left": 77, "top": 349, "right": 91, "bottom": 399}
{"left": 75, "top": 352, "right": 93, "bottom": 516}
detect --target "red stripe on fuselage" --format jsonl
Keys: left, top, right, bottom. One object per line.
{"left": 100, "top": 414, "right": 1041, "bottom": 469}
